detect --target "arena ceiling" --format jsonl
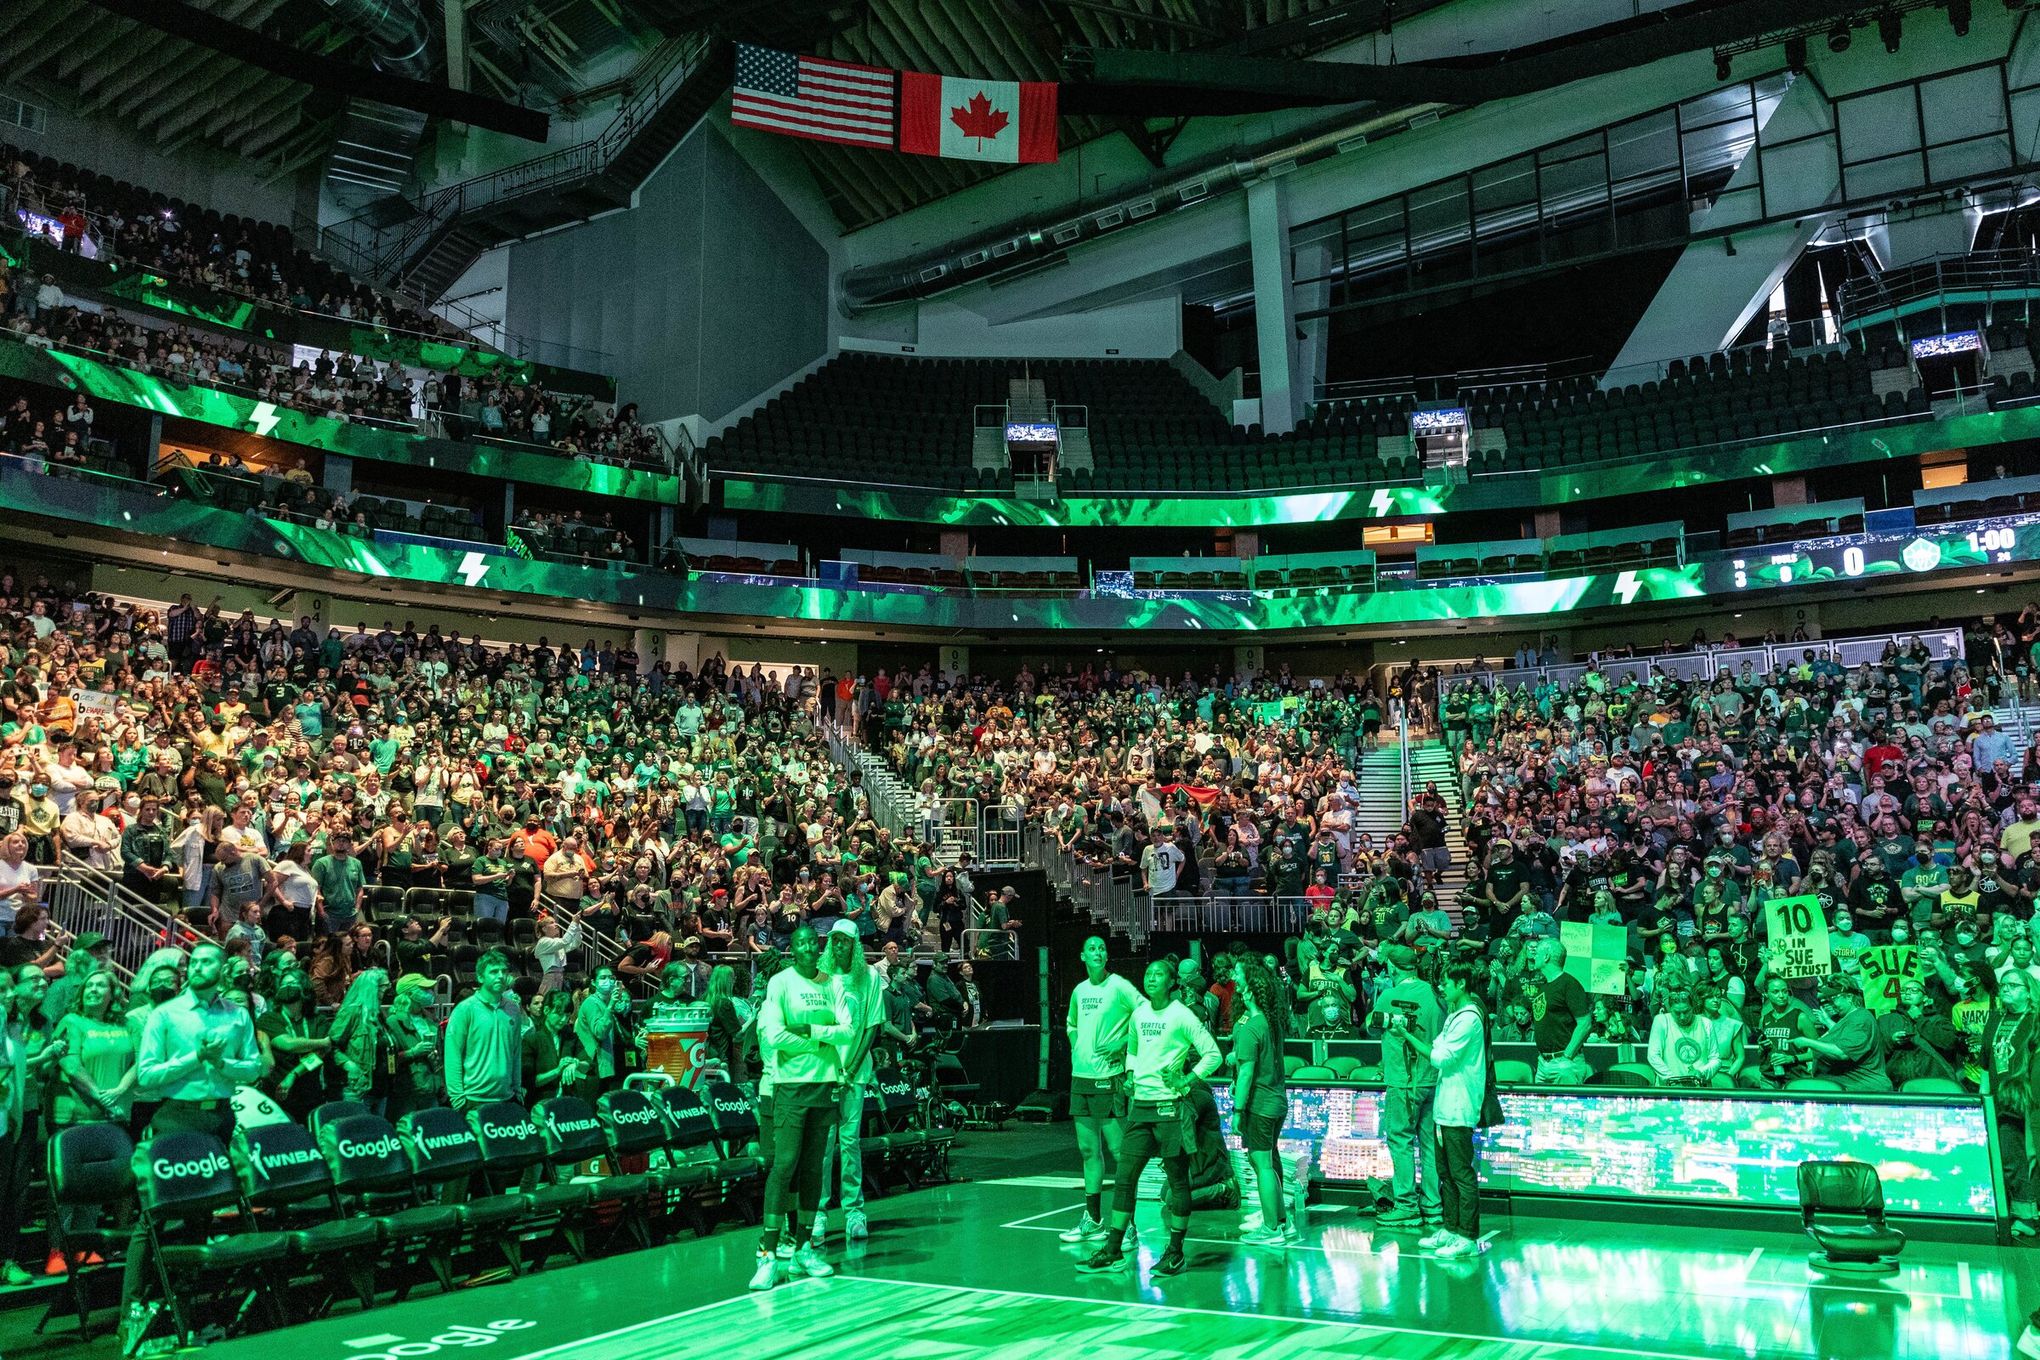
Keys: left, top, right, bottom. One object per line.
{"left": 0, "top": 0, "right": 353, "bottom": 177}
{"left": 680, "top": 0, "right": 1450, "bottom": 231}
{"left": 3, "top": 0, "right": 1439, "bottom": 222}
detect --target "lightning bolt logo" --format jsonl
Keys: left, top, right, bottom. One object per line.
{"left": 1369, "top": 489, "right": 1396, "bottom": 517}
{"left": 1613, "top": 570, "right": 1641, "bottom": 605}
{"left": 249, "top": 402, "right": 281, "bottom": 437}
{"left": 456, "top": 551, "right": 489, "bottom": 588}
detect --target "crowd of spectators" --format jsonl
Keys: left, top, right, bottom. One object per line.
{"left": 2, "top": 295, "right": 664, "bottom": 479}
{"left": 7, "top": 303, "right": 419, "bottom": 427}
{"left": 1, "top": 392, "right": 101, "bottom": 472}
{"left": 836, "top": 630, "right": 2039, "bottom": 1228}
{"left": 4, "top": 154, "right": 467, "bottom": 343}
{"left": 0, "top": 570, "right": 1020, "bottom": 1288}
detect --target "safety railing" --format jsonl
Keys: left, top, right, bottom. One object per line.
{"left": 1395, "top": 696, "right": 1414, "bottom": 817}
{"left": 40, "top": 863, "right": 190, "bottom": 986}
{"left": 1148, "top": 895, "right": 1314, "bottom": 936}
{"left": 1055, "top": 847, "right": 1152, "bottom": 948}
{"left": 1436, "top": 625, "right": 1967, "bottom": 695}
{"left": 1835, "top": 248, "right": 2040, "bottom": 329}
{"left": 341, "top": 34, "right": 714, "bottom": 289}
{"left": 534, "top": 889, "right": 629, "bottom": 974}
{"left": 981, "top": 804, "right": 1025, "bottom": 866}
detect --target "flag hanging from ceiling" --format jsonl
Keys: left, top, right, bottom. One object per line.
{"left": 898, "top": 71, "right": 1059, "bottom": 164}
{"left": 730, "top": 44, "right": 897, "bottom": 150}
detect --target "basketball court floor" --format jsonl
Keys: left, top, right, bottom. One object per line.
{"left": 201, "top": 1153, "right": 2029, "bottom": 1360}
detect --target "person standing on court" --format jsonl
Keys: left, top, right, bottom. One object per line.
{"left": 750, "top": 924, "right": 851, "bottom": 1292}
{"left": 1061, "top": 935, "right": 1143, "bottom": 1245}
{"left": 1076, "top": 960, "right": 1220, "bottom": 1280}
{"left": 1369, "top": 942, "right": 1442, "bottom": 1229}
{"left": 1230, "top": 958, "right": 1296, "bottom": 1248}
{"left": 818, "top": 919, "right": 885, "bottom": 1245}
{"left": 1422, "top": 960, "right": 1492, "bottom": 1259}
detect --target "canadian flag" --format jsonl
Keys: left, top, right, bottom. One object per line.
{"left": 899, "top": 72, "right": 1058, "bottom": 164}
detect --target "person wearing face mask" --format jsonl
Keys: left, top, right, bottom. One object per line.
{"left": 1792, "top": 976, "right": 1893, "bottom": 1091}
{"left": 1938, "top": 866, "right": 1984, "bottom": 937}
{"left": 1877, "top": 978, "right": 1961, "bottom": 1086}
{"left": 255, "top": 968, "right": 331, "bottom": 1123}
{"left": 1900, "top": 842, "right": 1950, "bottom": 925}
{"left": 1848, "top": 854, "right": 1901, "bottom": 935}
{"left": 1826, "top": 910, "right": 1870, "bottom": 970}
{"left": 572, "top": 966, "right": 631, "bottom": 1103}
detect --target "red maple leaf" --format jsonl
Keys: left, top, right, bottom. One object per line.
{"left": 950, "top": 91, "right": 1010, "bottom": 146}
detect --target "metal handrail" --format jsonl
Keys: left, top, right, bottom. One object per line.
{"left": 1835, "top": 247, "right": 2040, "bottom": 327}
{"left": 1396, "top": 697, "right": 1414, "bottom": 828}
{"left": 356, "top": 34, "right": 713, "bottom": 286}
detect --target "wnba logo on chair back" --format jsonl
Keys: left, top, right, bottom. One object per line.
{"left": 342, "top": 1320, "right": 537, "bottom": 1360}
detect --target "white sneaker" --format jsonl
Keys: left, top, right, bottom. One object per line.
{"left": 811, "top": 1211, "right": 829, "bottom": 1244}
{"left": 846, "top": 1209, "right": 869, "bottom": 1240}
{"left": 747, "top": 1252, "right": 779, "bottom": 1292}
{"left": 796, "top": 1243, "right": 835, "bottom": 1278}
{"left": 1434, "top": 1234, "right": 1478, "bottom": 1260}
{"left": 1239, "top": 1209, "right": 1263, "bottom": 1234}
{"left": 1239, "top": 1225, "right": 1287, "bottom": 1248}
{"left": 1418, "top": 1228, "right": 1452, "bottom": 1250}
{"left": 1059, "top": 1213, "right": 1106, "bottom": 1243}
{"left": 1280, "top": 1219, "right": 1302, "bottom": 1245}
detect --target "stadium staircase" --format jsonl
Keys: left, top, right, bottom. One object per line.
{"left": 1408, "top": 741, "right": 1471, "bottom": 918}
{"left": 322, "top": 35, "right": 730, "bottom": 306}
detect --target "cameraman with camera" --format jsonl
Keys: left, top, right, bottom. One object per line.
{"left": 1369, "top": 943, "right": 1442, "bottom": 1229}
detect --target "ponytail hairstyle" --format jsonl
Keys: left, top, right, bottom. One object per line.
{"left": 1237, "top": 957, "right": 1287, "bottom": 1045}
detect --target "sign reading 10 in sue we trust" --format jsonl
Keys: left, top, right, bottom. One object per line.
{"left": 1762, "top": 894, "right": 1831, "bottom": 979}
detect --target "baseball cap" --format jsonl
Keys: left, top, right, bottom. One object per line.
{"left": 1378, "top": 943, "right": 1418, "bottom": 971}
{"left": 827, "top": 919, "right": 860, "bottom": 941}
{"left": 70, "top": 932, "right": 109, "bottom": 954}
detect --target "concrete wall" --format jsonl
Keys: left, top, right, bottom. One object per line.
{"left": 5, "top": 88, "right": 304, "bottom": 228}
{"left": 502, "top": 123, "right": 830, "bottom": 423}
{"left": 841, "top": 294, "right": 1182, "bottom": 360}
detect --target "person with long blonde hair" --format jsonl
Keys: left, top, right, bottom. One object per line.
{"left": 328, "top": 967, "right": 392, "bottom": 1114}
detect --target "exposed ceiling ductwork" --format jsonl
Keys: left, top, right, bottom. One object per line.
{"left": 318, "top": 0, "right": 435, "bottom": 206}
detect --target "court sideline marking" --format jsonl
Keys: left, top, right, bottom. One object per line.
{"left": 828, "top": 1274, "right": 1740, "bottom": 1360}
{"left": 493, "top": 1277, "right": 826, "bottom": 1360}
{"left": 1002, "top": 1204, "right": 1499, "bottom": 1260}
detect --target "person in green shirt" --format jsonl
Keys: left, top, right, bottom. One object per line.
{"left": 310, "top": 830, "right": 368, "bottom": 932}
{"left": 471, "top": 836, "right": 514, "bottom": 926}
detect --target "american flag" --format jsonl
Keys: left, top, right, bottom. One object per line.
{"left": 731, "top": 44, "right": 897, "bottom": 150}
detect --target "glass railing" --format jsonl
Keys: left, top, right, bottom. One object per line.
{"left": 0, "top": 334, "right": 685, "bottom": 505}
{"left": 17, "top": 455, "right": 2040, "bottom": 636}
{"left": 5, "top": 222, "right": 616, "bottom": 395}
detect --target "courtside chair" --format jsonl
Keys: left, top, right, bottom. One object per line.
{"left": 1797, "top": 1160, "right": 1906, "bottom": 1275}
{"left": 467, "top": 1099, "right": 599, "bottom": 1266}
{"left": 135, "top": 1131, "right": 292, "bottom": 1342}
{"left": 232, "top": 1120, "right": 381, "bottom": 1316}
{"left": 697, "top": 1081, "right": 768, "bottom": 1222}
{"left": 319, "top": 1112, "right": 465, "bottom": 1299}
{"left": 396, "top": 1107, "right": 529, "bottom": 1276}
{"left": 305, "top": 1099, "right": 370, "bottom": 1143}
{"left": 598, "top": 1086, "right": 713, "bottom": 1239}
{"left": 41, "top": 1121, "right": 135, "bottom": 1338}
{"left": 528, "top": 1095, "right": 657, "bottom": 1254}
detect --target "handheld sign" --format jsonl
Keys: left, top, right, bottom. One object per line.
{"left": 1560, "top": 921, "right": 1629, "bottom": 995}
{"left": 1762, "top": 894, "right": 1833, "bottom": 979}
{"left": 1858, "top": 944, "right": 1921, "bottom": 1014}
